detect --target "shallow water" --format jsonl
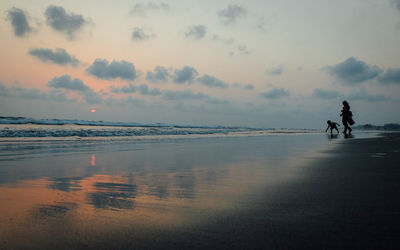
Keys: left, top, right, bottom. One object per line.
{"left": 0, "top": 132, "right": 378, "bottom": 248}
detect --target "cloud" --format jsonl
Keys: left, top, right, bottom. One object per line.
{"left": 0, "top": 83, "right": 70, "bottom": 102}
{"left": 45, "top": 5, "right": 87, "bottom": 39}
{"left": 87, "top": 59, "right": 136, "bottom": 81}
{"left": 392, "top": 0, "right": 400, "bottom": 10}
{"left": 131, "top": 27, "right": 155, "bottom": 41}
{"left": 241, "top": 84, "right": 254, "bottom": 90}
{"left": 172, "top": 66, "right": 198, "bottom": 84}
{"left": 237, "top": 45, "right": 252, "bottom": 55}
{"left": 46, "top": 89, "right": 71, "bottom": 102}
{"left": 197, "top": 75, "right": 229, "bottom": 89}
{"left": 313, "top": 88, "right": 343, "bottom": 99}
{"left": 206, "top": 98, "right": 229, "bottom": 105}
{"left": 243, "top": 84, "right": 254, "bottom": 90}
{"left": 81, "top": 92, "right": 102, "bottom": 104}
{"left": 23, "top": 88, "right": 69, "bottom": 101}
{"left": 205, "top": 96, "right": 230, "bottom": 105}
{"left": 6, "top": 7, "right": 32, "bottom": 37}
{"left": 29, "top": 48, "right": 79, "bottom": 67}
{"left": 378, "top": 68, "right": 400, "bottom": 85}
{"left": 232, "top": 83, "right": 254, "bottom": 90}
{"left": 230, "top": 45, "right": 252, "bottom": 56}
{"left": 139, "top": 84, "right": 161, "bottom": 96}
{"left": 2, "top": 78, "right": 103, "bottom": 105}
{"left": 146, "top": 66, "right": 170, "bottom": 83}
{"left": 163, "top": 90, "right": 208, "bottom": 100}
{"left": 261, "top": 88, "right": 290, "bottom": 99}
{"left": 130, "top": 2, "right": 169, "bottom": 17}
{"left": 124, "top": 96, "right": 145, "bottom": 105}
{"left": 0, "top": 83, "right": 11, "bottom": 96}
{"left": 211, "top": 34, "right": 234, "bottom": 44}
{"left": 348, "top": 89, "right": 390, "bottom": 102}
{"left": 326, "top": 57, "right": 382, "bottom": 84}
{"left": 218, "top": 5, "right": 247, "bottom": 25}
{"left": 266, "top": 66, "right": 284, "bottom": 76}
{"left": 47, "top": 75, "right": 103, "bottom": 104}
{"left": 184, "top": 25, "right": 207, "bottom": 39}
{"left": 9, "top": 87, "right": 47, "bottom": 100}
{"left": 312, "top": 88, "right": 391, "bottom": 103}
{"left": 110, "top": 83, "right": 137, "bottom": 93}
{"left": 255, "top": 17, "right": 268, "bottom": 31}
{"left": 47, "top": 75, "right": 90, "bottom": 91}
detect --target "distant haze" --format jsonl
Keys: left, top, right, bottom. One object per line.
{"left": 1, "top": 0, "right": 399, "bottom": 128}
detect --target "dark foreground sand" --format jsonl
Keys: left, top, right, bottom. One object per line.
{"left": 140, "top": 133, "right": 400, "bottom": 249}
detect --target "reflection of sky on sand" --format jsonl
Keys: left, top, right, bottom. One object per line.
{"left": 91, "top": 154, "right": 96, "bottom": 167}
{"left": 0, "top": 134, "right": 353, "bottom": 248}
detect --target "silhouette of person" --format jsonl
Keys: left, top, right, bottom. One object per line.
{"left": 326, "top": 120, "right": 340, "bottom": 134}
{"left": 340, "top": 100, "right": 353, "bottom": 134}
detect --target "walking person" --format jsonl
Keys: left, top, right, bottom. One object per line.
{"left": 340, "top": 100, "right": 354, "bottom": 134}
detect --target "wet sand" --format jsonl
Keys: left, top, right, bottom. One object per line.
{"left": 161, "top": 132, "right": 400, "bottom": 250}
{"left": 0, "top": 133, "right": 399, "bottom": 249}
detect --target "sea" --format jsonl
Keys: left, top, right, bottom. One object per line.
{"left": 0, "top": 116, "right": 317, "bottom": 140}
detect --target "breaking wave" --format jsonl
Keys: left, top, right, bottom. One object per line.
{"left": 0, "top": 116, "right": 276, "bottom": 138}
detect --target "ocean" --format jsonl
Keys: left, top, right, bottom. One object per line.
{"left": 0, "top": 116, "right": 316, "bottom": 139}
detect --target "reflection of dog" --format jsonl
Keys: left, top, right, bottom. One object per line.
{"left": 327, "top": 134, "right": 339, "bottom": 140}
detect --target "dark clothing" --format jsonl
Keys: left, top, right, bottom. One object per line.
{"left": 341, "top": 106, "right": 352, "bottom": 134}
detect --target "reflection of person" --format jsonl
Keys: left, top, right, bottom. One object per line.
{"left": 326, "top": 120, "right": 340, "bottom": 134}
{"left": 340, "top": 101, "right": 353, "bottom": 134}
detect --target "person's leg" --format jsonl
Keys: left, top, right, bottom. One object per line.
{"left": 343, "top": 121, "right": 348, "bottom": 134}
{"left": 346, "top": 123, "right": 350, "bottom": 133}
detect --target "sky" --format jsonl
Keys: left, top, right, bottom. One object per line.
{"left": 1, "top": 0, "right": 400, "bottom": 128}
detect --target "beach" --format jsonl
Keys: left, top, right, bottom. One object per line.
{"left": 2, "top": 1, "right": 399, "bottom": 249}
{"left": 0, "top": 132, "right": 399, "bottom": 249}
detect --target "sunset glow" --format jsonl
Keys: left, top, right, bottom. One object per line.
{"left": 0, "top": 0, "right": 399, "bottom": 127}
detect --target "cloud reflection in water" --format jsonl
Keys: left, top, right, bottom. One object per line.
{"left": 88, "top": 182, "right": 137, "bottom": 210}
{"left": 47, "top": 177, "right": 83, "bottom": 192}
{"left": 32, "top": 202, "right": 77, "bottom": 219}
